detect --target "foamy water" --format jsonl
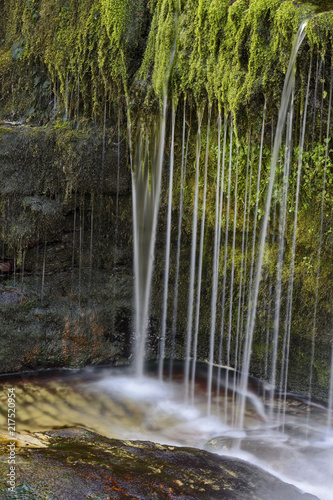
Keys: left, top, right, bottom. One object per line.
{"left": 88, "top": 371, "right": 333, "bottom": 500}
{"left": 1, "top": 366, "right": 332, "bottom": 499}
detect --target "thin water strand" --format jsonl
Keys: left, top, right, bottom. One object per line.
{"left": 246, "top": 104, "right": 266, "bottom": 329}
{"left": 216, "top": 117, "right": 234, "bottom": 408}
{"left": 159, "top": 101, "right": 177, "bottom": 380}
{"left": 237, "top": 105, "right": 266, "bottom": 408}
{"left": 270, "top": 90, "right": 294, "bottom": 420}
{"left": 170, "top": 104, "right": 189, "bottom": 378}
{"left": 224, "top": 149, "right": 239, "bottom": 421}
{"left": 76, "top": 76, "right": 80, "bottom": 129}
{"left": 232, "top": 140, "right": 251, "bottom": 426}
{"left": 280, "top": 62, "right": 312, "bottom": 427}
{"left": 207, "top": 113, "right": 227, "bottom": 415}
{"left": 115, "top": 108, "right": 121, "bottom": 260}
{"left": 41, "top": 240, "right": 47, "bottom": 302}
{"left": 184, "top": 110, "right": 203, "bottom": 403}
{"left": 191, "top": 105, "right": 211, "bottom": 402}
{"left": 88, "top": 195, "right": 94, "bottom": 297}
{"left": 236, "top": 22, "right": 307, "bottom": 428}
{"left": 238, "top": 145, "right": 254, "bottom": 374}
{"left": 101, "top": 100, "right": 107, "bottom": 189}
{"left": 328, "top": 332, "right": 333, "bottom": 428}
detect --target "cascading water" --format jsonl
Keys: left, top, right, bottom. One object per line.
{"left": 4, "top": 4, "right": 333, "bottom": 500}
{"left": 131, "top": 107, "right": 167, "bottom": 377}
{"left": 236, "top": 21, "right": 308, "bottom": 428}
{"left": 125, "top": 15, "right": 333, "bottom": 499}
{"left": 130, "top": 4, "right": 179, "bottom": 377}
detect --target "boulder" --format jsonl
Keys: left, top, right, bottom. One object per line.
{"left": 0, "top": 428, "right": 319, "bottom": 499}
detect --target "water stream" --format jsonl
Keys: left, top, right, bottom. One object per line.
{"left": 117, "top": 16, "right": 333, "bottom": 498}
{"left": 0, "top": 364, "right": 332, "bottom": 500}
{"left": 3, "top": 12, "right": 333, "bottom": 500}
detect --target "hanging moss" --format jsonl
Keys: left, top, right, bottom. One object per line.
{"left": 1, "top": 0, "right": 333, "bottom": 128}
{"left": 0, "top": 0, "right": 151, "bottom": 119}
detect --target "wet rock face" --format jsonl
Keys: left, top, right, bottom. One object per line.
{"left": 0, "top": 428, "right": 319, "bottom": 500}
{"left": 0, "top": 286, "right": 24, "bottom": 304}
{"left": 0, "top": 125, "right": 130, "bottom": 196}
{"left": 0, "top": 125, "right": 134, "bottom": 373}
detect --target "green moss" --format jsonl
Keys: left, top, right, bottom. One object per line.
{"left": 0, "top": 0, "right": 151, "bottom": 120}
{"left": 1, "top": 0, "right": 333, "bottom": 398}
{"left": 3, "top": 0, "right": 333, "bottom": 125}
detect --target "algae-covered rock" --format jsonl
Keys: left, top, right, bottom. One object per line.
{"left": 0, "top": 428, "right": 319, "bottom": 499}
{"left": 0, "top": 125, "right": 130, "bottom": 196}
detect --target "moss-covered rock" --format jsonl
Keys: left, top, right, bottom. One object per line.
{"left": 0, "top": 0, "right": 333, "bottom": 404}
{"left": 1, "top": 0, "right": 333, "bottom": 126}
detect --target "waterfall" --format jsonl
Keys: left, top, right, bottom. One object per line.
{"left": 131, "top": 102, "right": 167, "bottom": 377}
{"left": 131, "top": 6, "right": 179, "bottom": 377}
{"left": 236, "top": 21, "right": 307, "bottom": 428}
{"left": 184, "top": 109, "right": 203, "bottom": 403}
{"left": 129, "top": 11, "right": 333, "bottom": 441}
{"left": 4, "top": 4, "right": 333, "bottom": 498}
{"left": 159, "top": 101, "right": 176, "bottom": 380}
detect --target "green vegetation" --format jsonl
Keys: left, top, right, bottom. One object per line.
{"left": 1, "top": 0, "right": 333, "bottom": 126}
{"left": 1, "top": 0, "right": 333, "bottom": 396}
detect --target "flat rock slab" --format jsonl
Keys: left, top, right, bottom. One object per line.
{"left": 0, "top": 428, "right": 318, "bottom": 499}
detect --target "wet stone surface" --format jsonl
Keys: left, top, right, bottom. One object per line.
{"left": 0, "top": 428, "right": 319, "bottom": 500}
{"left": 0, "top": 286, "right": 25, "bottom": 304}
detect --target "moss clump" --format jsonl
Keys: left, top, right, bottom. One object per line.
{"left": 0, "top": 0, "right": 151, "bottom": 120}
{"left": 2, "top": 0, "right": 333, "bottom": 128}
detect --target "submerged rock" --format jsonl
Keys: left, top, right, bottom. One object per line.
{"left": 0, "top": 428, "right": 319, "bottom": 499}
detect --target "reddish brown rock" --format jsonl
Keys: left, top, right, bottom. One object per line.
{"left": 0, "top": 260, "right": 13, "bottom": 273}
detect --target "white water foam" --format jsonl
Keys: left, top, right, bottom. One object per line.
{"left": 92, "top": 372, "right": 333, "bottom": 499}
{"left": 95, "top": 376, "right": 170, "bottom": 402}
